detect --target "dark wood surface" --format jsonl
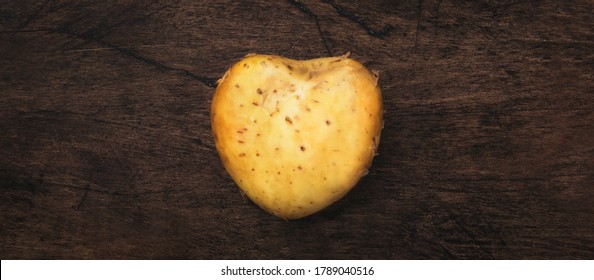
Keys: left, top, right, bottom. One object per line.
{"left": 1, "top": 0, "right": 593, "bottom": 259}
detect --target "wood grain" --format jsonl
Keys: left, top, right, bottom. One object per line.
{"left": 1, "top": 0, "right": 593, "bottom": 259}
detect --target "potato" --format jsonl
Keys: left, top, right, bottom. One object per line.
{"left": 211, "top": 54, "right": 383, "bottom": 219}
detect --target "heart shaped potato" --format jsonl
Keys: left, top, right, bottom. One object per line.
{"left": 211, "top": 54, "right": 383, "bottom": 219}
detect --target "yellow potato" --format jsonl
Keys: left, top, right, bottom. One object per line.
{"left": 211, "top": 54, "right": 383, "bottom": 219}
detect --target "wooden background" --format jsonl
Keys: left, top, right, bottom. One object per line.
{"left": 1, "top": 0, "right": 593, "bottom": 259}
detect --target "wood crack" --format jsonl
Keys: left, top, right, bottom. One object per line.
{"left": 73, "top": 184, "right": 89, "bottom": 211}
{"left": 322, "top": 0, "right": 393, "bottom": 38}
{"left": 287, "top": 0, "right": 333, "bottom": 56}
{"left": 414, "top": 0, "right": 424, "bottom": 51}
{"left": 54, "top": 26, "right": 217, "bottom": 88}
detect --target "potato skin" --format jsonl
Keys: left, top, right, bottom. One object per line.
{"left": 211, "top": 54, "right": 383, "bottom": 219}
